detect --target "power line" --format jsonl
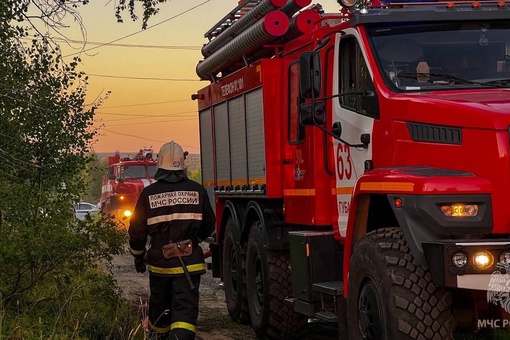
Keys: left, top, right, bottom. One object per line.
{"left": 99, "top": 114, "right": 196, "bottom": 123}
{"left": 0, "top": 92, "right": 98, "bottom": 122}
{"left": 51, "top": 38, "right": 201, "bottom": 50}
{"left": 95, "top": 110, "right": 195, "bottom": 117}
{"left": 1, "top": 91, "right": 197, "bottom": 123}
{"left": 101, "top": 117, "right": 197, "bottom": 127}
{"left": 87, "top": 73, "right": 199, "bottom": 81}
{"left": 101, "top": 128, "right": 199, "bottom": 150}
{"left": 101, "top": 128, "right": 166, "bottom": 143}
{"left": 95, "top": 111, "right": 196, "bottom": 123}
{"left": 99, "top": 99, "right": 190, "bottom": 108}
{"left": 63, "top": 0, "right": 211, "bottom": 58}
{"left": 100, "top": 115, "right": 195, "bottom": 124}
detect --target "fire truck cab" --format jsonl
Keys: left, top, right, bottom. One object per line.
{"left": 193, "top": 0, "right": 510, "bottom": 338}
{"left": 100, "top": 148, "right": 157, "bottom": 228}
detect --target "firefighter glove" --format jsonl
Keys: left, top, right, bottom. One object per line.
{"left": 134, "top": 257, "right": 146, "bottom": 273}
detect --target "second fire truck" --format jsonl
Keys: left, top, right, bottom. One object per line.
{"left": 100, "top": 148, "right": 157, "bottom": 228}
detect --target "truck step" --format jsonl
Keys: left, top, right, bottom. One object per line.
{"left": 315, "top": 311, "right": 338, "bottom": 322}
{"left": 312, "top": 281, "right": 344, "bottom": 296}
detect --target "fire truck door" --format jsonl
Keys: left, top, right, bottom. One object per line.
{"left": 333, "top": 32, "right": 375, "bottom": 237}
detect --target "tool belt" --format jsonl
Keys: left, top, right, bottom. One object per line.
{"left": 162, "top": 239, "right": 193, "bottom": 259}
{"left": 162, "top": 239, "right": 196, "bottom": 289}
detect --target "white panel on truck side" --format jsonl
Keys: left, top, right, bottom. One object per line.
{"left": 214, "top": 102, "right": 231, "bottom": 186}
{"left": 246, "top": 89, "right": 266, "bottom": 184}
{"left": 228, "top": 96, "right": 248, "bottom": 187}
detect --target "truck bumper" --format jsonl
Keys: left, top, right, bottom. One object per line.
{"left": 423, "top": 240, "right": 510, "bottom": 290}
{"left": 456, "top": 274, "right": 510, "bottom": 291}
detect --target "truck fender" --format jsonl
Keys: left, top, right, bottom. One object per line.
{"left": 343, "top": 171, "right": 424, "bottom": 294}
{"left": 342, "top": 194, "right": 429, "bottom": 296}
{"left": 243, "top": 201, "right": 270, "bottom": 248}
{"left": 220, "top": 200, "right": 245, "bottom": 244}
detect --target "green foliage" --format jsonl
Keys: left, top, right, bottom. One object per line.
{"left": 114, "top": 0, "right": 169, "bottom": 29}
{"left": 0, "top": 267, "right": 138, "bottom": 339}
{"left": 0, "top": 2, "right": 138, "bottom": 339}
{"left": 6, "top": 1, "right": 169, "bottom": 31}
{"left": 82, "top": 152, "right": 107, "bottom": 203}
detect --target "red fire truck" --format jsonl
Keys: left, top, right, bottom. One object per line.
{"left": 100, "top": 148, "right": 157, "bottom": 229}
{"left": 193, "top": 0, "right": 510, "bottom": 338}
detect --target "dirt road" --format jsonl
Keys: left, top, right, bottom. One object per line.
{"left": 111, "top": 246, "right": 337, "bottom": 340}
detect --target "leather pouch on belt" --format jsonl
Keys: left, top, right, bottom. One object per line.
{"left": 162, "top": 239, "right": 193, "bottom": 259}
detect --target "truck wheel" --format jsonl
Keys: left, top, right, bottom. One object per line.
{"left": 246, "top": 222, "right": 306, "bottom": 339}
{"left": 347, "top": 228, "right": 454, "bottom": 340}
{"left": 222, "top": 218, "right": 249, "bottom": 324}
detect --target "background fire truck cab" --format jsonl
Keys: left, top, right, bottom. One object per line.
{"left": 100, "top": 148, "right": 157, "bottom": 228}
{"left": 193, "top": 0, "right": 510, "bottom": 338}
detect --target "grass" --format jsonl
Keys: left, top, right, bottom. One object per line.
{"left": 0, "top": 268, "right": 141, "bottom": 339}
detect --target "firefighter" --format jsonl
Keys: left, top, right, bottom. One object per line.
{"left": 128, "top": 140, "right": 215, "bottom": 340}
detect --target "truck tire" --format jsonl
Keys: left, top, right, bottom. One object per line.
{"left": 347, "top": 228, "right": 454, "bottom": 340}
{"left": 246, "top": 222, "right": 306, "bottom": 339}
{"left": 222, "top": 218, "right": 249, "bottom": 324}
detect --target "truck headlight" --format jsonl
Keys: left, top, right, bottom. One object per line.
{"left": 500, "top": 251, "right": 510, "bottom": 265}
{"left": 452, "top": 252, "right": 468, "bottom": 268}
{"left": 440, "top": 204, "right": 478, "bottom": 217}
{"left": 474, "top": 251, "right": 493, "bottom": 269}
{"left": 123, "top": 210, "right": 132, "bottom": 218}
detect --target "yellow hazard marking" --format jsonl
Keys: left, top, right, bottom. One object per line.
{"left": 284, "top": 189, "right": 316, "bottom": 196}
{"left": 332, "top": 187, "right": 354, "bottom": 195}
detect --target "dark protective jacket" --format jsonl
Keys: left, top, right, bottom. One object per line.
{"left": 128, "top": 176, "right": 215, "bottom": 276}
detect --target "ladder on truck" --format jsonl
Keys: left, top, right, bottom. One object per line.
{"left": 204, "top": 0, "right": 260, "bottom": 41}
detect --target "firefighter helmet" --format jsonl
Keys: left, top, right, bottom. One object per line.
{"left": 157, "top": 141, "right": 184, "bottom": 171}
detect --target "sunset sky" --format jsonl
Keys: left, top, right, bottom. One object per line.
{"left": 53, "top": 1, "right": 341, "bottom": 154}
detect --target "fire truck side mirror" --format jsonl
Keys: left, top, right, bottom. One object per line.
{"left": 299, "top": 102, "right": 325, "bottom": 126}
{"left": 299, "top": 52, "right": 322, "bottom": 99}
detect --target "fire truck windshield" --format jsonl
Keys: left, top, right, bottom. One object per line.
{"left": 122, "top": 165, "right": 147, "bottom": 179}
{"left": 370, "top": 21, "right": 510, "bottom": 92}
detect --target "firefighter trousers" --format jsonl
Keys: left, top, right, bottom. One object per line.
{"left": 148, "top": 273, "right": 201, "bottom": 340}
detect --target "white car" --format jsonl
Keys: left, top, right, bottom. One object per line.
{"left": 74, "top": 202, "right": 99, "bottom": 221}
